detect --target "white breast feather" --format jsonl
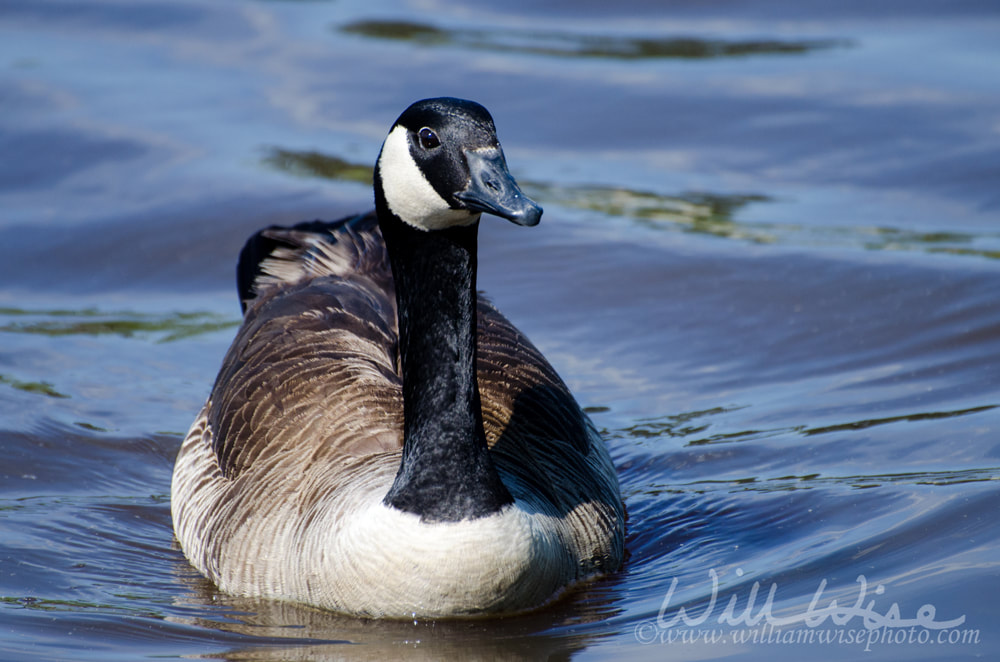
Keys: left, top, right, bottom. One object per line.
{"left": 172, "top": 414, "right": 587, "bottom": 618}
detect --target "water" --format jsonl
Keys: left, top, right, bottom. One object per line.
{"left": 1, "top": 0, "right": 998, "bottom": 659}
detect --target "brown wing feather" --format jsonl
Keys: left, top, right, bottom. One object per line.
{"left": 210, "top": 214, "right": 402, "bottom": 479}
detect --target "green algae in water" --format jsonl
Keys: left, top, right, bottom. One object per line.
{"left": 340, "top": 20, "right": 847, "bottom": 61}
{"left": 0, "top": 308, "right": 239, "bottom": 343}
{"left": 0, "top": 374, "right": 69, "bottom": 399}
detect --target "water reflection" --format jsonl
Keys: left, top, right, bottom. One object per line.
{"left": 339, "top": 20, "right": 846, "bottom": 60}
{"left": 169, "top": 562, "right": 624, "bottom": 662}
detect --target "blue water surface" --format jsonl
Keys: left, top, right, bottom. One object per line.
{"left": 1, "top": 1, "right": 998, "bottom": 660}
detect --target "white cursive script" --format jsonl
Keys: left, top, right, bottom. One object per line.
{"left": 656, "top": 570, "right": 966, "bottom": 631}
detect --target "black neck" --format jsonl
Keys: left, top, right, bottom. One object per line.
{"left": 376, "top": 193, "right": 514, "bottom": 522}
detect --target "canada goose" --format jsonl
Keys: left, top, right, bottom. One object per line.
{"left": 171, "top": 97, "right": 624, "bottom": 618}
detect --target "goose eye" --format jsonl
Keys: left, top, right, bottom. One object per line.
{"left": 418, "top": 127, "right": 441, "bottom": 150}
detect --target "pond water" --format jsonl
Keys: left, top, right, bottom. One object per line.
{"left": 1, "top": 0, "right": 998, "bottom": 660}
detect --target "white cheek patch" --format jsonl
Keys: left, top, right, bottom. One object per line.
{"left": 378, "top": 126, "right": 478, "bottom": 231}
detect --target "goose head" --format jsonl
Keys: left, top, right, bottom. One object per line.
{"left": 375, "top": 97, "right": 542, "bottom": 231}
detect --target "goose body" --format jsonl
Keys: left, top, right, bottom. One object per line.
{"left": 171, "top": 98, "right": 624, "bottom": 618}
